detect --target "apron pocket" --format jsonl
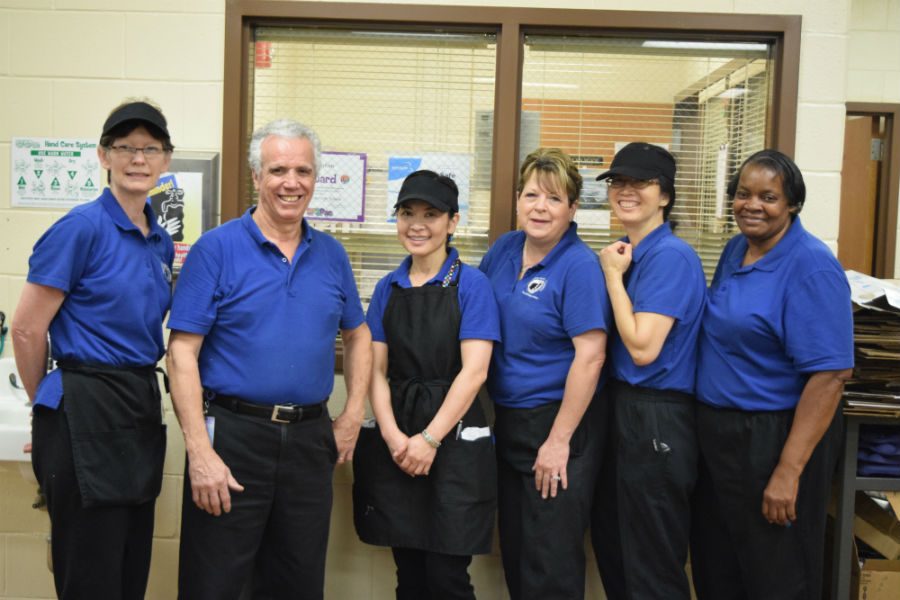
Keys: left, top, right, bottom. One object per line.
{"left": 70, "top": 423, "right": 166, "bottom": 507}
{"left": 352, "top": 426, "right": 414, "bottom": 546}
{"left": 430, "top": 434, "right": 497, "bottom": 554}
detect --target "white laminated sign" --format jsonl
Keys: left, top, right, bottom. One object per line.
{"left": 11, "top": 137, "right": 101, "bottom": 208}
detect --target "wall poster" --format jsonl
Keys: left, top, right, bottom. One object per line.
{"left": 11, "top": 137, "right": 101, "bottom": 208}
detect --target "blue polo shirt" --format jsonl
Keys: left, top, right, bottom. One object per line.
{"left": 609, "top": 223, "right": 706, "bottom": 394}
{"left": 27, "top": 188, "right": 175, "bottom": 409}
{"left": 367, "top": 248, "right": 501, "bottom": 343}
{"left": 696, "top": 217, "right": 854, "bottom": 411}
{"left": 168, "top": 208, "right": 365, "bottom": 406}
{"left": 479, "top": 224, "right": 612, "bottom": 409}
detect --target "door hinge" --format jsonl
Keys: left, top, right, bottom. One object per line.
{"left": 871, "top": 138, "right": 884, "bottom": 161}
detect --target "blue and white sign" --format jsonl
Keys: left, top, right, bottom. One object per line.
{"left": 387, "top": 153, "right": 471, "bottom": 226}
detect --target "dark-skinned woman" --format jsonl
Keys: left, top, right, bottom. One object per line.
{"left": 690, "top": 149, "right": 854, "bottom": 600}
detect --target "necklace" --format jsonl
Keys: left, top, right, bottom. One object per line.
{"left": 520, "top": 244, "right": 540, "bottom": 276}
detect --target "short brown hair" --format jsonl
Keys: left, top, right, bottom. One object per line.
{"left": 517, "top": 148, "right": 583, "bottom": 206}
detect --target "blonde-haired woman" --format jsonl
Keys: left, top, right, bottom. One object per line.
{"left": 479, "top": 148, "right": 611, "bottom": 600}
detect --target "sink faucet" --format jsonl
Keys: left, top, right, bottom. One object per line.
{"left": 10, "top": 372, "right": 24, "bottom": 390}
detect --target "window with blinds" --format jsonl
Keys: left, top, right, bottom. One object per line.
{"left": 521, "top": 35, "right": 774, "bottom": 278}
{"left": 249, "top": 26, "right": 498, "bottom": 304}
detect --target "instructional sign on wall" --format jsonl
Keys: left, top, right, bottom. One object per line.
{"left": 11, "top": 137, "right": 101, "bottom": 208}
{"left": 148, "top": 172, "right": 204, "bottom": 271}
{"left": 306, "top": 151, "right": 367, "bottom": 222}
{"left": 387, "top": 154, "right": 471, "bottom": 226}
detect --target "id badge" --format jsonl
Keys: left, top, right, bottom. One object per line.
{"left": 205, "top": 416, "right": 215, "bottom": 445}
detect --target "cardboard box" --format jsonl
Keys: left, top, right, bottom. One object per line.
{"left": 859, "top": 560, "right": 900, "bottom": 600}
{"left": 855, "top": 492, "right": 900, "bottom": 560}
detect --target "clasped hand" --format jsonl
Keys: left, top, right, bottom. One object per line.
{"left": 385, "top": 430, "right": 436, "bottom": 477}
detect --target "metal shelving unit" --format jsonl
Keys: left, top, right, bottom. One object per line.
{"left": 832, "top": 407, "right": 900, "bottom": 600}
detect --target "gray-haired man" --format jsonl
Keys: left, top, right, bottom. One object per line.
{"left": 167, "top": 119, "right": 372, "bottom": 599}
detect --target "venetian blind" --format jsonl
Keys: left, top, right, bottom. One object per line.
{"left": 250, "top": 26, "right": 497, "bottom": 305}
{"left": 521, "top": 35, "right": 774, "bottom": 279}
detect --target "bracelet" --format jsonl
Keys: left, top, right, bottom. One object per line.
{"left": 421, "top": 429, "right": 441, "bottom": 449}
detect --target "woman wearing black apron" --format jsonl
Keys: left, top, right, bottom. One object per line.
{"left": 353, "top": 170, "right": 500, "bottom": 599}
{"left": 12, "top": 100, "right": 174, "bottom": 599}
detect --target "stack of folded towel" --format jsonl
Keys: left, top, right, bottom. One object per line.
{"left": 858, "top": 425, "right": 900, "bottom": 477}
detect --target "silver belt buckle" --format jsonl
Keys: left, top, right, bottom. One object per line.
{"left": 270, "top": 404, "right": 297, "bottom": 423}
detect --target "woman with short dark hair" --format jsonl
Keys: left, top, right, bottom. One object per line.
{"left": 690, "top": 149, "right": 853, "bottom": 600}
{"left": 592, "top": 142, "right": 706, "bottom": 600}
{"left": 353, "top": 170, "right": 500, "bottom": 599}
{"left": 13, "top": 100, "right": 174, "bottom": 599}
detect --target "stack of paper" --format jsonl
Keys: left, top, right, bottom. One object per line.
{"left": 844, "top": 271, "right": 900, "bottom": 417}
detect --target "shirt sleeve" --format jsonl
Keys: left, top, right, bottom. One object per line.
{"left": 478, "top": 243, "right": 496, "bottom": 276}
{"left": 336, "top": 244, "right": 365, "bottom": 331}
{"left": 458, "top": 266, "right": 501, "bottom": 342}
{"left": 562, "top": 253, "right": 610, "bottom": 338}
{"left": 365, "top": 276, "right": 391, "bottom": 343}
{"left": 167, "top": 241, "right": 222, "bottom": 335}
{"left": 784, "top": 269, "right": 855, "bottom": 373}
{"left": 632, "top": 250, "right": 699, "bottom": 321}
{"left": 163, "top": 235, "right": 175, "bottom": 270}
{"left": 27, "top": 213, "right": 95, "bottom": 294}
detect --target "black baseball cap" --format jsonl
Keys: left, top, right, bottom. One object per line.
{"left": 395, "top": 170, "right": 459, "bottom": 213}
{"left": 101, "top": 102, "right": 169, "bottom": 138}
{"left": 596, "top": 142, "right": 676, "bottom": 182}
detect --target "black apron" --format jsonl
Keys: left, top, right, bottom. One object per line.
{"left": 59, "top": 361, "right": 166, "bottom": 507}
{"left": 353, "top": 261, "right": 497, "bottom": 556}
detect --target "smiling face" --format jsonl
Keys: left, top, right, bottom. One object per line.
{"left": 396, "top": 200, "right": 458, "bottom": 261}
{"left": 516, "top": 171, "right": 577, "bottom": 248}
{"left": 97, "top": 125, "right": 171, "bottom": 201}
{"left": 732, "top": 164, "right": 796, "bottom": 251}
{"left": 607, "top": 176, "right": 667, "bottom": 235}
{"left": 252, "top": 135, "right": 316, "bottom": 227}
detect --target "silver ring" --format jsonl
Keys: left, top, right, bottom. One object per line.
{"left": 551, "top": 474, "right": 562, "bottom": 482}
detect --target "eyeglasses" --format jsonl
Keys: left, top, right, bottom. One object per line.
{"left": 108, "top": 144, "right": 167, "bottom": 158}
{"left": 607, "top": 177, "right": 658, "bottom": 190}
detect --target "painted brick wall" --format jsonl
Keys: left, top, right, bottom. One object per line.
{"left": 846, "top": 0, "right": 900, "bottom": 276}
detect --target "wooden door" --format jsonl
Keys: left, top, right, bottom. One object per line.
{"left": 838, "top": 115, "right": 880, "bottom": 274}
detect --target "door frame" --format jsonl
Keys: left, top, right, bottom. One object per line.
{"left": 846, "top": 102, "right": 900, "bottom": 279}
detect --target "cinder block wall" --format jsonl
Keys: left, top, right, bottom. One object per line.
{"left": 846, "top": 0, "right": 900, "bottom": 276}
{"left": 0, "top": 0, "right": 884, "bottom": 597}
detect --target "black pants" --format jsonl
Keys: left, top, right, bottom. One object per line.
{"left": 32, "top": 404, "right": 156, "bottom": 600}
{"left": 598, "top": 380, "right": 698, "bottom": 600}
{"left": 690, "top": 403, "right": 841, "bottom": 600}
{"left": 178, "top": 402, "right": 337, "bottom": 600}
{"left": 392, "top": 547, "right": 474, "bottom": 600}
{"left": 590, "top": 405, "right": 626, "bottom": 600}
{"left": 495, "top": 395, "right": 605, "bottom": 600}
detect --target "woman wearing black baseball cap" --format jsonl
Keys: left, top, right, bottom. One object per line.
{"left": 591, "top": 142, "right": 706, "bottom": 599}
{"left": 13, "top": 99, "right": 174, "bottom": 598}
{"left": 353, "top": 170, "right": 500, "bottom": 598}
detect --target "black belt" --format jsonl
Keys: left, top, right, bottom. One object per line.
{"left": 204, "top": 390, "right": 326, "bottom": 424}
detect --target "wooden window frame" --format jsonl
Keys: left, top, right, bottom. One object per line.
{"left": 222, "top": 0, "right": 801, "bottom": 242}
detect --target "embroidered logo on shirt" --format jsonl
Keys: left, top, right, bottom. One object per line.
{"left": 161, "top": 262, "right": 173, "bottom": 284}
{"left": 523, "top": 276, "right": 547, "bottom": 299}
